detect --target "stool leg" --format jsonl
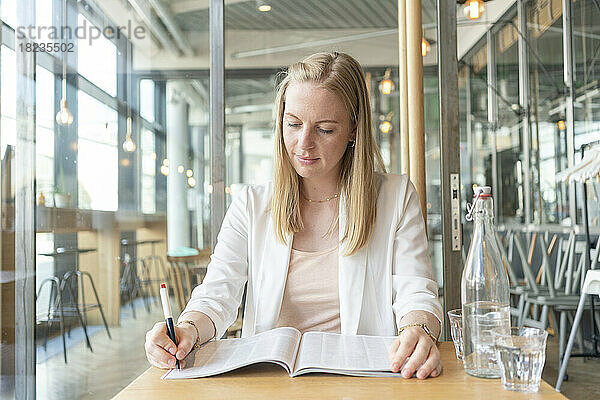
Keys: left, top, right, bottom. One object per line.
{"left": 44, "top": 284, "right": 55, "bottom": 350}
{"left": 516, "top": 294, "right": 525, "bottom": 327}
{"left": 58, "top": 292, "right": 67, "bottom": 363}
{"left": 558, "top": 311, "right": 567, "bottom": 371}
{"left": 540, "top": 305, "right": 549, "bottom": 330}
{"left": 124, "top": 263, "right": 137, "bottom": 319}
{"left": 557, "top": 294, "right": 588, "bottom": 391}
{"left": 79, "top": 272, "right": 88, "bottom": 327}
{"left": 82, "top": 271, "right": 112, "bottom": 339}
{"left": 63, "top": 279, "right": 93, "bottom": 352}
{"left": 520, "top": 299, "right": 531, "bottom": 327}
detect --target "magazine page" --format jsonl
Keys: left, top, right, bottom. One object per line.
{"left": 162, "top": 327, "right": 302, "bottom": 379}
{"left": 292, "top": 331, "right": 401, "bottom": 377}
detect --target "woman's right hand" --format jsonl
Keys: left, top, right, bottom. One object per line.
{"left": 144, "top": 321, "right": 198, "bottom": 369}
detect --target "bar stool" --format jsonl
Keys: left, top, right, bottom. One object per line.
{"left": 38, "top": 248, "right": 105, "bottom": 349}
{"left": 120, "top": 252, "right": 149, "bottom": 318}
{"left": 61, "top": 268, "right": 112, "bottom": 340}
{"left": 556, "top": 269, "right": 600, "bottom": 392}
{"left": 36, "top": 277, "right": 68, "bottom": 362}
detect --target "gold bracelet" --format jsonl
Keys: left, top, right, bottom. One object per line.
{"left": 398, "top": 323, "right": 439, "bottom": 346}
{"left": 177, "top": 320, "right": 202, "bottom": 349}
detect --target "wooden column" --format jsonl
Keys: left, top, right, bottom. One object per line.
{"left": 78, "top": 229, "right": 121, "bottom": 326}
{"left": 398, "top": 0, "right": 410, "bottom": 176}
{"left": 406, "top": 0, "right": 427, "bottom": 221}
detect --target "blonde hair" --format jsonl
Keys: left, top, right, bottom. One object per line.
{"left": 271, "top": 52, "right": 386, "bottom": 256}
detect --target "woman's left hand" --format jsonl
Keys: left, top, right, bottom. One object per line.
{"left": 388, "top": 326, "right": 442, "bottom": 379}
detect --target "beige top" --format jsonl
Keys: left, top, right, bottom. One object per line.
{"left": 275, "top": 244, "right": 341, "bottom": 334}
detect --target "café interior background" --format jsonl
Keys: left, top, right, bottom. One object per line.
{"left": 0, "top": 0, "right": 599, "bottom": 398}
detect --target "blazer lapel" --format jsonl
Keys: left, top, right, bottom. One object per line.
{"left": 338, "top": 191, "right": 368, "bottom": 335}
{"left": 254, "top": 217, "right": 292, "bottom": 333}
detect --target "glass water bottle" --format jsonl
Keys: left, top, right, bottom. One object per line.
{"left": 461, "top": 186, "right": 510, "bottom": 378}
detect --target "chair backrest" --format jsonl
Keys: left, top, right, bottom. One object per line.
{"left": 592, "top": 237, "right": 600, "bottom": 271}
{"left": 582, "top": 270, "right": 600, "bottom": 296}
{"left": 538, "top": 236, "right": 556, "bottom": 298}
{"left": 513, "top": 232, "right": 539, "bottom": 293}
{"left": 495, "top": 230, "right": 518, "bottom": 285}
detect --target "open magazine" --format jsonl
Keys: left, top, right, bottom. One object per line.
{"left": 162, "top": 327, "right": 402, "bottom": 379}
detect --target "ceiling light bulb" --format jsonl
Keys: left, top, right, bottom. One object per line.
{"left": 422, "top": 37, "right": 431, "bottom": 57}
{"left": 160, "top": 165, "right": 169, "bottom": 176}
{"left": 187, "top": 176, "right": 196, "bottom": 187}
{"left": 177, "top": 165, "right": 185, "bottom": 174}
{"left": 186, "top": 169, "right": 193, "bottom": 178}
{"left": 378, "top": 68, "right": 394, "bottom": 95}
{"left": 258, "top": 4, "right": 271, "bottom": 12}
{"left": 123, "top": 136, "right": 136, "bottom": 152}
{"left": 122, "top": 117, "right": 136, "bottom": 152}
{"left": 379, "top": 79, "right": 394, "bottom": 95}
{"left": 163, "top": 158, "right": 169, "bottom": 166}
{"left": 56, "top": 98, "right": 74, "bottom": 126}
{"left": 379, "top": 120, "right": 393, "bottom": 134}
{"left": 464, "top": 0, "right": 484, "bottom": 20}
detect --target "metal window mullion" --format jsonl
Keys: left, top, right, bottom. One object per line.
{"left": 517, "top": 0, "right": 531, "bottom": 225}
{"left": 210, "top": 0, "right": 225, "bottom": 249}
{"left": 563, "top": 0, "right": 576, "bottom": 226}
{"left": 487, "top": 30, "right": 499, "bottom": 222}
{"left": 437, "top": 0, "right": 462, "bottom": 339}
{"left": 15, "top": 0, "right": 37, "bottom": 398}
{"left": 466, "top": 64, "right": 473, "bottom": 195}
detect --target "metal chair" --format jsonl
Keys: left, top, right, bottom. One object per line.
{"left": 166, "top": 249, "right": 210, "bottom": 312}
{"left": 556, "top": 269, "right": 600, "bottom": 392}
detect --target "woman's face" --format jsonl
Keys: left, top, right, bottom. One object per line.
{"left": 282, "top": 81, "right": 355, "bottom": 182}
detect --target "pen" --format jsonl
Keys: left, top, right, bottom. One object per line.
{"left": 159, "top": 283, "right": 180, "bottom": 370}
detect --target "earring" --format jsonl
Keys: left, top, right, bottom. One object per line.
{"left": 349, "top": 140, "right": 356, "bottom": 148}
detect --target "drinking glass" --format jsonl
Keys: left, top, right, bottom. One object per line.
{"left": 493, "top": 327, "right": 548, "bottom": 392}
{"left": 447, "top": 309, "right": 463, "bottom": 361}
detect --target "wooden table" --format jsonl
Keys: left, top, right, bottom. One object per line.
{"left": 113, "top": 342, "right": 566, "bottom": 399}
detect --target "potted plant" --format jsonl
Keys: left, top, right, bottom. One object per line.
{"left": 53, "top": 163, "right": 71, "bottom": 208}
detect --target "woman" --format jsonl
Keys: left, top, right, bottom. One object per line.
{"left": 145, "top": 52, "right": 443, "bottom": 379}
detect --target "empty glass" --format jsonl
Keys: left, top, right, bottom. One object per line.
{"left": 447, "top": 309, "right": 463, "bottom": 361}
{"left": 493, "top": 327, "right": 548, "bottom": 393}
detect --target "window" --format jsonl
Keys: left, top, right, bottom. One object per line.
{"left": 77, "top": 14, "right": 117, "bottom": 96}
{"left": 140, "top": 79, "right": 155, "bottom": 123}
{"left": 1, "top": 46, "right": 16, "bottom": 155}
{"left": 77, "top": 91, "right": 118, "bottom": 211}
{"left": 35, "top": 0, "right": 53, "bottom": 38}
{"left": 141, "top": 128, "right": 156, "bottom": 214}
{"left": 0, "top": 0, "right": 16, "bottom": 28}
{"left": 36, "top": 65, "right": 55, "bottom": 201}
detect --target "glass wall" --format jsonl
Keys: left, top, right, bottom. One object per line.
{"left": 527, "top": 0, "right": 568, "bottom": 225}
{"left": 1, "top": 0, "right": 206, "bottom": 397}
{"left": 572, "top": 0, "right": 600, "bottom": 225}
{"left": 1, "top": 0, "right": 598, "bottom": 399}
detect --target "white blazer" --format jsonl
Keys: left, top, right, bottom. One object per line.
{"left": 181, "top": 173, "right": 442, "bottom": 339}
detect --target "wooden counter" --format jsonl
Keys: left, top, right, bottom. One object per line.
{"left": 112, "top": 342, "right": 566, "bottom": 400}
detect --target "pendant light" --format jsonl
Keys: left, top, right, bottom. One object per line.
{"left": 379, "top": 112, "right": 394, "bottom": 134}
{"left": 122, "top": 43, "right": 136, "bottom": 152}
{"left": 122, "top": 116, "right": 136, "bottom": 152}
{"left": 56, "top": 0, "right": 73, "bottom": 126}
{"left": 462, "top": 0, "right": 485, "bottom": 20}
{"left": 421, "top": 37, "right": 431, "bottom": 57}
{"left": 378, "top": 68, "right": 395, "bottom": 95}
